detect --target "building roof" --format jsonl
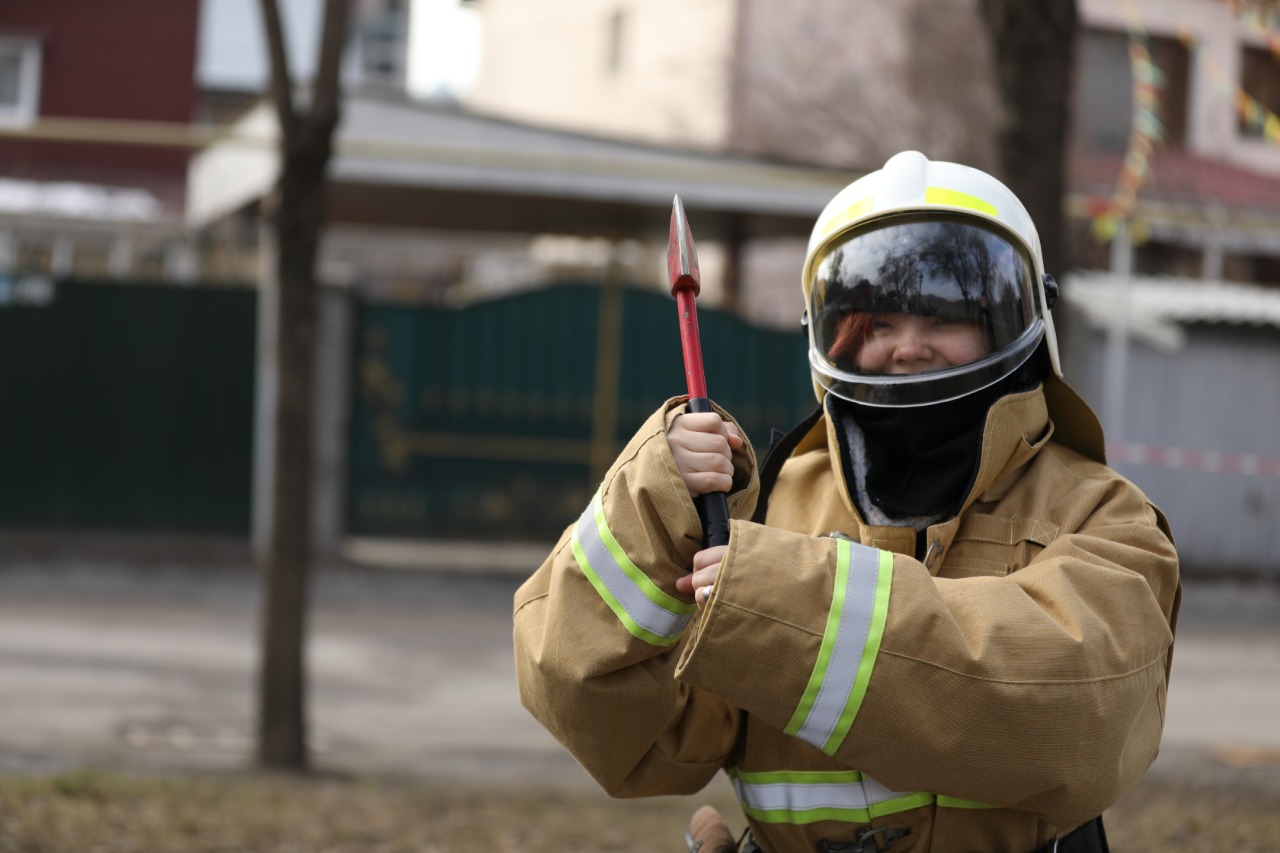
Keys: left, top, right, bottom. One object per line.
{"left": 1072, "top": 149, "right": 1280, "bottom": 213}
{"left": 1064, "top": 270, "right": 1280, "bottom": 350}
{"left": 187, "top": 92, "right": 857, "bottom": 241}
{"left": 1069, "top": 148, "right": 1280, "bottom": 254}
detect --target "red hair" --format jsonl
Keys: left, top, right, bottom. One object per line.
{"left": 827, "top": 312, "right": 872, "bottom": 363}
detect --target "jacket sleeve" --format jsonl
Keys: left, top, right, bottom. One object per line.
{"left": 513, "top": 397, "right": 759, "bottom": 797}
{"left": 675, "top": 464, "right": 1179, "bottom": 830}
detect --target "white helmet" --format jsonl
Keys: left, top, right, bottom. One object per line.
{"left": 802, "top": 151, "right": 1063, "bottom": 408}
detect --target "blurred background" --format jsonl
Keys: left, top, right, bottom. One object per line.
{"left": 0, "top": 0, "right": 1278, "bottom": 848}
{"left": 0, "top": 0, "right": 1277, "bottom": 568}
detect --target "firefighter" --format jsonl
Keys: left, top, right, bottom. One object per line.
{"left": 514, "top": 151, "right": 1180, "bottom": 853}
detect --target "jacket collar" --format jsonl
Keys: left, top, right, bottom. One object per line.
{"left": 812, "top": 384, "right": 1053, "bottom": 526}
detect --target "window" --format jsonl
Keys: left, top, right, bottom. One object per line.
{"left": 1148, "top": 35, "right": 1190, "bottom": 147}
{"left": 1240, "top": 44, "right": 1280, "bottom": 138}
{"left": 358, "top": 0, "right": 408, "bottom": 83}
{"left": 1134, "top": 240, "right": 1201, "bottom": 278}
{"left": 1075, "top": 28, "right": 1188, "bottom": 151}
{"left": 1224, "top": 252, "right": 1280, "bottom": 287}
{"left": 0, "top": 37, "right": 41, "bottom": 126}
{"left": 1076, "top": 29, "right": 1132, "bottom": 151}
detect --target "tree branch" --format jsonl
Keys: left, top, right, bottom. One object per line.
{"left": 259, "top": 0, "right": 296, "bottom": 143}
{"left": 311, "top": 0, "right": 352, "bottom": 126}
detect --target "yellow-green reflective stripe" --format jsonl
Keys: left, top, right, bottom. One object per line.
{"left": 827, "top": 549, "right": 894, "bottom": 753}
{"left": 784, "top": 542, "right": 893, "bottom": 755}
{"left": 925, "top": 186, "right": 997, "bottom": 217}
{"left": 821, "top": 195, "right": 873, "bottom": 239}
{"left": 784, "top": 539, "right": 851, "bottom": 738}
{"left": 571, "top": 490, "right": 695, "bottom": 646}
{"left": 730, "top": 769, "right": 998, "bottom": 825}
{"left": 730, "top": 768, "right": 942, "bottom": 825}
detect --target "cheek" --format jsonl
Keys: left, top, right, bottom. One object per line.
{"left": 941, "top": 330, "right": 990, "bottom": 362}
{"left": 855, "top": 340, "right": 888, "bottom": 370}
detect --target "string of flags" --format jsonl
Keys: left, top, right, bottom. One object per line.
{"left": 1090, "top": 0, "right": 1280, "bottom": 242}
{"left": 1220, "top": 0, "right": 1280, "bottom": 141}
{"left": 1089, "top": 0, "right": 1165, "bottom": 244}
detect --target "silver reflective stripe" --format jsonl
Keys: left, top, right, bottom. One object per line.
{"left": 730, "top": 768, "right": 996, "bottom": 826}
{"left": 571, "top": 490, "right": 695, "bottom": 646}
{"left": 730, "top": 768, "right": 932, "bottom": 825}
{"left": 785, "top": 541, "right": 892, "bottom": 753}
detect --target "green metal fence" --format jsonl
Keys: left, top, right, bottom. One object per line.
{"left": 348, "top": 282, "right": 815, "bottom": 542}
{"left": 1, "top": 278, "right": 813, "bottom": 543}
{"left": 0, "top": 279, "right": 256, "bottom": 533}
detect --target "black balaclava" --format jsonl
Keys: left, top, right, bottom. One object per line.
{"left": 829, "top": 349, "right": 1047, "bottom": 521}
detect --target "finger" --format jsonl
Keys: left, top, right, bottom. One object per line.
{"left": 688, "top": 566, "right": 719, "bottom": 590}
{"left": 674, "top": 414, "right": 742, "bottom": 452}
{"left": 684, "top": 473, "right": 733, "bottom": 496}
{"left": 672, "top": 451, "right": 735, "bottom": 495}
{"left": 674, "top": 412, "right": 730, "bottom": 436}
{"left": 677, "top": 569, "right": 717, "bottom": 598}
{"left": 672, "top": 430, "right": 737, "bottom": 458}
{"left": 677, "top": 450, "right": 735, "bottom": 478}
{"left": 693, "top": 546, "right": 728, "bottom": 571}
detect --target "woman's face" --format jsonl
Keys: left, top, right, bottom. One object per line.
{"left": 854, "top": 313, "right": 990, "bottom": 375}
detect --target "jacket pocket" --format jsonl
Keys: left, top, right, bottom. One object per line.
{"left": 938, "top": 513, "right": 1061, "bottom": 578}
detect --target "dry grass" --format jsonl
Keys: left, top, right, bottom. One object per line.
{"left": 0, "top": 769, "right": 735, "bottom": 853}
{"left": 0, "top": 769, "right": 1277, "bottom": 852}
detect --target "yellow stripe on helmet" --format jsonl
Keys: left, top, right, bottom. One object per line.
{"left": 925, "top": 186, "right": 997, "bottom": 217}
{"left": 820, "top": 195, "right": 873, "bottom": 240}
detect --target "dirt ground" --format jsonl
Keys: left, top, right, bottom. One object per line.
{"left": 0, "top": 533, "right": 1278, "bottom": 851}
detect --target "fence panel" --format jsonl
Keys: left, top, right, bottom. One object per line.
{"left": 0, "top": 279, "right": 256, "bottom": 533}
{"left": 347, "top": 283, "right": 814, "bottom": 542}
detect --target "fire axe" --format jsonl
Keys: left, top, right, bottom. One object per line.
{"left": 668, "top": 195, "right": 731, "bottom": 550}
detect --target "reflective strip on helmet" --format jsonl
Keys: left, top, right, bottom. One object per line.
{"left": 925, "top": 186, "right": 997, "bottom": 217}
{"left": 820, "top": 195, "right": 873, "bottom": 240}
{"left": 570, "top": 489, "right": 696, "bottom": 646}
{"left": 783, "top": 541, "right": 893, "bottom": 754}
{"left": 730, "top": 768, "right": 993, "bottom": 825}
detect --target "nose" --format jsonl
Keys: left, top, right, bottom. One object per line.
{"left": 891, "top": 326, "right": 933, "bottom": 368}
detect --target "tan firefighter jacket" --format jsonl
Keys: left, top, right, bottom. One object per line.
{"left": 513, "top": 382, "right": 1181, "bottom": 853}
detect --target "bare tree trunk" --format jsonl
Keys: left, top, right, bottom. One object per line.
{"left": 978, "top": 0, "right": 1079, "bottom": 279}
{"left": 256, "top": 0, "right": 350, "bottom": 771}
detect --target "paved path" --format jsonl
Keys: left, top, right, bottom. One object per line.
{"left": 0, "top": 538, "right": 1277, "bottom": 796}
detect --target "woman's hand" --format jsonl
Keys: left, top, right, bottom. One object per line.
{"left": 667, "top": 413, "right": 742, "bottom": 497}
{"left": 676, "top": 545, "right": 727, "bottom": 609}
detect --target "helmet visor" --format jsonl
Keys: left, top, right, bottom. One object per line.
{"left": 808, "top": 214, "right": 1042, "bottom": 405}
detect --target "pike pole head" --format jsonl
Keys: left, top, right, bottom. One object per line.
{"left": 667, "top": 194, "right": 700, "bottom": 297}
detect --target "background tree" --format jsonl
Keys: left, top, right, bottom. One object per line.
{"left": 257, "top": 0, "right": 352, "bottom": 770}
{"left": 978, "top": 0, "right": 1079, "bottom": 280}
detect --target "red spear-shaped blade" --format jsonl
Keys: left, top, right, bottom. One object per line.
{"left": 668, "top": 195, "right": 708, "bottom": 400}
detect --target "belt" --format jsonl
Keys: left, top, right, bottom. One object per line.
{"left": 1032, "top": 816, "right": 1109, "bottom": 853}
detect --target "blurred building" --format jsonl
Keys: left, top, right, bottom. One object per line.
{"left": 0, "top": 0, "right": 488, "bottom": 292}
{"left": 0, "top": 0, "right": 201, "bottom": 289}
{"left": 463, "top": 0, "right": 1280, "bottom": 573}
{"left": 467, "top": 0, "right": 1280, "bottom": 286}
{"left": 4, "top": 0, "right": 1278, "bottom": 571}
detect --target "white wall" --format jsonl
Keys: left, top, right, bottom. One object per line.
{"left": 467, "top": 0, "right": 737, "bottom": 149}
